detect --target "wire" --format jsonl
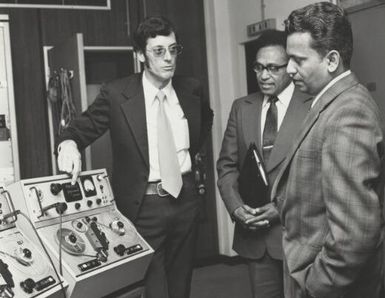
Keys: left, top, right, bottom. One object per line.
{"left": 59, "top": 213, "right": 63, "bottom": 276}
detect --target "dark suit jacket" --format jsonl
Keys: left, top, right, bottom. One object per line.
{"left": 217, "top": 87, "right": 311, "bottom": 259}
{"left": 272, "top": 73, "right": 385, "bottom": 298}
{"left": 59, "top": 73, "right": 213, "bottom": 222}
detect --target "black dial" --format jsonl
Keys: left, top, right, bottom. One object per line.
{"left": 50, "top": 183, "right": 62, "bottom": 195}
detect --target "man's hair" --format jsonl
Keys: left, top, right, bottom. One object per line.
{"left": 133, "top": 16, "right": 179, "bottom": 53}
{"left": 257, "top": 29, "right": 288, "bottom": 50}
{"left": 284, "top": 1, "right": 353, "bottom": 68}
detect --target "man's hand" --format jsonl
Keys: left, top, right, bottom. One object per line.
{"left": 233, "top": 205, "right": 265, "bottom": 230}
{"left": 57, "top": 140, "right": 81, "bottom": 185}
{"left": 245, "top": 202, "right": 280, "bottom": 228}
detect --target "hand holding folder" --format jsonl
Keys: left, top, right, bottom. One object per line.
{"left": 238, "top": 143, "right": 269, "bottom": 208}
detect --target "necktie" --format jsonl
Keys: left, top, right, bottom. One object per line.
{"left": 262, "top": 95, "right": 278, "bottom": 163}
{"left": 156, "top": 91, "right": 183, "bottom": 198}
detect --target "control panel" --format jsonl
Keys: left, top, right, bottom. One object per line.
{"left": 0, "top": 190, "right": 67, "bottom": 298}
{"left": 6, "top": 169, "right": 153, "bottom": 298}
{"left": 9, "top": 171, "right": 113, "bottom": 225}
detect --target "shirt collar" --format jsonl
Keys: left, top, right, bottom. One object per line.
{"left": 311, "top": 70, "right": 351, "bottom": 108}
{"left": 142, "top": 71, "right": 174, "bottom": 106}
{"left": 263, "top": 82, "right": 295, "bottom": 108}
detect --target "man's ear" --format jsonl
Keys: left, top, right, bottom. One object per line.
{"left": 326, "top": 50, "right": 340, "bottom": 72}
{"left": 137, "top": 51, "right": 146, "bottom": 63}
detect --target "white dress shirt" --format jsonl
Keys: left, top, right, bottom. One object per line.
{"left": 142, "top": 73, "right": 191, "bottom": 182}
{"left": 260, "top": 82, "right": 295, "bottom": 144}
{"left": 311, "top": 70, "right": 351, "bottom": 108}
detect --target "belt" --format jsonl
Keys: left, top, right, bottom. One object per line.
{"left": 145, "top": 172, "right": 193, "bottom": 197}
{"left": 145, "top": 181, "right": 169, "bottom": 197}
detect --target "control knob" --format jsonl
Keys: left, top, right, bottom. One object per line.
{"left": 23, "top": 248, "right": 32, "bottom": 259}
{"left": 110, "top": 220, "right": 126, "bottom": 236}
{"left": 75, "top": 202, "right": 81, "bottom": 210}
{"left": 56, "top": 202, "right": 68, "bottom": 214}
{"left": 50, "top": 183, "right": 62, "bottom": 195}
{"left": 20, "top": 278, "right": 36, "bottom": 294}
{"left": 68, "top": 233, "right": 77, "bottom": 244}
{"left": 114, "top": 244, "right": 126, "bottom": 256}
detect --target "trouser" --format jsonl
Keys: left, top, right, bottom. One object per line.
{"left": 247, "top": 252, "right": 284, "bottom": 298}
{"left": 135, "top": 174, "right": 201, "bottom": 298}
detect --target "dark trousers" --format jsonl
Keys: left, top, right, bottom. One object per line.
{"left": 135, "top": 174, "right": 201, "bottom": 298}
{"left": 247, "top": 252, "right": 283, "bottom": 298}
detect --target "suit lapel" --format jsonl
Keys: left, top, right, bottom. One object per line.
{"left": 266, "top": 89, "right": 312, "bottom": 173}
{"left": 120, "top": 74, "right": 149, "bottom": 168}
{"left": 242, "top": 93, "right": 263, "bottom": 152}
{"left": 276, "top": 73, "right": 360, "bottom": 182}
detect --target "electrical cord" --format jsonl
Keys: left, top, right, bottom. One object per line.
{"left": 59, "top": 212, "right": 63, "bottom": 276}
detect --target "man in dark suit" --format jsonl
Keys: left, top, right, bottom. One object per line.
{"left": 271, "top": 2, "right": 385, "bottom": 298}
{"left": 217, "top": 30, "right": 311, "bottom": 298}
{"left": 56, "top": 16, "right": 213, "bottom": 298}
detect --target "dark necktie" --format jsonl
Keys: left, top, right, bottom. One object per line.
{"left": 156, "top": 91, "right": 182, "bottom": 198}
{"left": 262, "top": 95, "right": 278, "bottom": 163}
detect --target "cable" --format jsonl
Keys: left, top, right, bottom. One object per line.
{"left": 59, "top": 213, "right": 63, "bottom": 276}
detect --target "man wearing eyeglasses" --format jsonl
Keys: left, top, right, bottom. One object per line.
{"left": 217, "top": 29, "right": 311, "bottom": 298}
{"left": 56, "top": 16, "right": 213, "bottom": 298}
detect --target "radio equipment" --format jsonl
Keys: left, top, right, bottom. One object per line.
{"left": 6, "top": 169, "right": 153, "bottom": 298}
{"left": 0, "top": 187, "right": 67, "bottom": 298}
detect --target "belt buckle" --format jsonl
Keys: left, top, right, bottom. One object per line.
{"left": 156, "top": 182, "right": 169, "bottom": 197}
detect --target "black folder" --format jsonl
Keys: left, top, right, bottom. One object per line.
{"left": 238, "top": 143, "right": 269, "bottom": 208}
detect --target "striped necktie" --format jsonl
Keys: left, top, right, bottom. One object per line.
{"left": 262, "top": 95, "right": 278, "bottom": 163}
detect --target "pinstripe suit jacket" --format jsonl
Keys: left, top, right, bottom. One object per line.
{"left": 217, "top": 88, "right": 311, "bottom": 259}
{"left": 272, "top": 73, "right": 385, "bottom": 298}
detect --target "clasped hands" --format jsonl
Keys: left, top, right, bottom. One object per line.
{"left": 233, "top": 203, "right": 279, "bottom": 230}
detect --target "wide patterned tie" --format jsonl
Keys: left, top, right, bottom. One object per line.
{"left": 156, "top": 90, "right": 183, "bottom": 198}
{"left": 262, "top": 95, "right": 278, "bottom": 163}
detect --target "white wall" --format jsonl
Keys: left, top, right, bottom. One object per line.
{"left": 205, "top": 0, "right": 336, "bottom": 255}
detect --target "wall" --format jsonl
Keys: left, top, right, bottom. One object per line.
{"left": 205, "top": 0, "right": 336, "bottom": 255}
{"left": 0, "top": 0, "right": 140, "bottom": 179}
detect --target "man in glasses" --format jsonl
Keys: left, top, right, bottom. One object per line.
{"left": 217, "top": 29, "right": 311, "bottom": 298}
{"left": 272, "top": 2, "right": 385, "bottom": 297}
{"left": 56, "top": 16, "right": 213, "bottom": 298}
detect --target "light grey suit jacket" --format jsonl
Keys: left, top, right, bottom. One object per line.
{"left": 272, "top": 73, "right": 385, "bottom": 298}
{"left": 217, "top": 87, "right": 311, "bottom": 259}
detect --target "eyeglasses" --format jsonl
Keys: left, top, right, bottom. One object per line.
{"left": 253, "top": 62, "right": 288, "bottom": 74}
{"left": 147, "top": 44, "right": 183, "bottom": 58}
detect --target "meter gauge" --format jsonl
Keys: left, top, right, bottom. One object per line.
{"left": 81, "top": 176, "right": 97, "bottom": 197}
